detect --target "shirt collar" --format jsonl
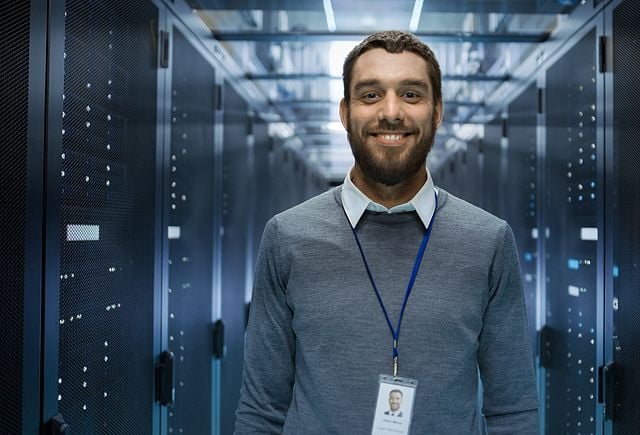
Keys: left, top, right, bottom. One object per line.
{"left": 341, "top": 166, "right": 437, "bottom": 228}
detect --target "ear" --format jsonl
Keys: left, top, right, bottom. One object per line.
{"left": 434, "top": 100, "right": 443, "bottom": 129}
{"left": 339, "top": 98, "right": 349, "bottom": 130}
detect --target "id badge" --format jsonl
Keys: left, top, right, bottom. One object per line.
{"left": 371, "top": 374, "right": 417, "bottom": 435}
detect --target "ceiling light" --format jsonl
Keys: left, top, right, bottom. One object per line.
{"left": 323, "top": 0, "right": 336, "bottom": 32}
{"left": 326, "top": 121, "right": 344, "bottom": 131}
{"left": 409, "top": 0, "right": 424, "bottom": 32}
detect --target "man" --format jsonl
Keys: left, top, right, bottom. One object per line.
{"left": 384, "top": 390, "right": 404, "bottom": 417}
{"left": 235, "top": 31, "right": 538, "bottom": 434}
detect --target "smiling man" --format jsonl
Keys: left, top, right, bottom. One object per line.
{"left": 235, "top": 31, "right": 539, "bottom": 435}
{"left": 385, "top": 389, "right": 404, "bottom": 417}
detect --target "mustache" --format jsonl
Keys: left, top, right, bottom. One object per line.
{"left": 366, "top": 120, "right": 413, "bottom": 133}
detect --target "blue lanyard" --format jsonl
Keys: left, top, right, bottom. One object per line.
{"left": 346, "top": 192, "right": 437, "bottom": 378}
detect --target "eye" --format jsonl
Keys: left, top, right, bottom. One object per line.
{"left": 361, "top": 92, "right": 380, "bottom": 102}
{"left": 403, "top": 91, "right": 420, "bottom": 100}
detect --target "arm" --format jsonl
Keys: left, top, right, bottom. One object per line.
{"left": 235, "top": 217, "right": 295, "bottom": 434}
{"left": 478, "top": 223, "right": 540, "bottom": 434}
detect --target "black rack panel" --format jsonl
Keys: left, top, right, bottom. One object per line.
{"left": 220, "top": 82, "right": 250, "bottom": 435}
{"left": 612, "top": 0, "right": 640, "bottom": 431}
{"left": 56, "top": 1, "right": 158, "bottom": 432}
{"left": 0, "top": 1, "right": 32, "bottom": 432}
{"left": 506, "top": 83, "right": 539, "bottom": 355}
{"left": 544, "top": 29, "right": 599, "bottom": 434}
{"left": 167, "top": 28, "right": 216, "bottom": 434}
{"left": 252, "top": 121, "right": 272, "bottom": 267}
{"left": 482, "top": 117, "right": 504, "bottom": 218}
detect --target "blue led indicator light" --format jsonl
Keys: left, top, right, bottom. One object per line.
{"left": 568, "top": 259, "right": 580, "bottom": 270}
{"left": 613, "top": 266, "right": 619, "bottom": 278}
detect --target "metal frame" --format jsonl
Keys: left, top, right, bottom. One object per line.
{"left": 154, "top": 5, "right": 170, "bottom": 435}
{"left": 535, "top": 69, "right": 547, "bottom": 434}
{"left": 213, "top": 30, "right": 549, "bottom": 43}
{"left": 41, "top": 0, "right": 65, "bottom": 426}
{"left": 23, "top": 1, "right": 48, "bottom": 433}
{"left": 602, "top": 1, "right": 615, "bottom": 433}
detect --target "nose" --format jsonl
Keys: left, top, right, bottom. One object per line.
{"left": 378, "top": 92, "right": 404, "bottom": 124}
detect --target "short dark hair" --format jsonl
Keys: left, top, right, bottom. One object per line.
{"left": 389, "top": 389, "right": 403, "bottom": 397}
{"left": 342, "top": 30, "right": 442, "bottom": 106}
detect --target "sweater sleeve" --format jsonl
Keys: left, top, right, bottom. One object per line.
{"left": 478, "top": 223, "right": 540, "bottom": 434}
{"left": 235, "top": 217, "right": 295, "bottom": 434}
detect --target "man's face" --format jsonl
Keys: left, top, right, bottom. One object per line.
{"left": 340, "top": 48, "right": 442, "bottom": 187}
{"left": 389, "top": 391, "right": 403, "bottom": 411}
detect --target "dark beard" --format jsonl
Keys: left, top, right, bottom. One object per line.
{"left": 347, "top": 118, "right": 435, "bottom": 187}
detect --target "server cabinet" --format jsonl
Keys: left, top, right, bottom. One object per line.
{"left": 220, "top": 81, "right": 251, "bottom": 435}
{"left": 0, "top": 1, "right": 46, "bottom": 432}
{"left": 543, "top": 28, "right": 600, "bottom": 434}
{"left": 165, "top": 27, "right": 217, "bottom": 434}
{"left": 462, "top": 138, "right": 481, "bottom": 207}
{"left": 506, "top": 83, "right": 539, "bottom": 355}
{"left": 607, "top": 0, "right": 640, "bottom": 431}
{"left": 482, "top": 117, "right": 504, "bottom": 218}
{"left": 271, "top": 140, "right": 295, "bottom": 214}
{"left": 44, "top": 1, "right": 161, "bottom": 432}
{"left": 252, "top": 121, "right": 272, "bottom": 266}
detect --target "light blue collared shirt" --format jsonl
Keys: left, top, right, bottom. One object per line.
{"left": 341, "top": 166, "right": 438, "bottom": 229}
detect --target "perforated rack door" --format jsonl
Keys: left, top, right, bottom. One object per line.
{"left": 506, "top": 83, "right": 539, "bottom": 356}
{"left": 220, "top": 81, "right": 250, "bottom": 435}
{"left": 166, "top": 28, "right": 216, "bottom": 435}
{"left": 252, "top": 121, "right": 272, "bottom": 266}
{"left": 482, "top": 117, "right": 504, "bottom": 218}
{"left": 0, "top": 1, "right": 39, "bottom": 432}
{"left": 56, "top": 1, "right": 159, "bottom": 433}
{"left": 611, "top": 0, "right": 640, "bottom": 431}
{"left": 544, "top": 29, "right": 599, "bottom": 434}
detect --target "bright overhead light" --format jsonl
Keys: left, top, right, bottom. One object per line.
{"left": 323, "top": 0, "right": 337, "bottom": 32}
{"left": 326, "top": 121, "right": 344, "bottom": 131}
{"left": 409, "top": 0, "right": 424, "bottom": 32}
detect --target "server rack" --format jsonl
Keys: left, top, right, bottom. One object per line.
{"left": 42, "top": 1, "right": 163, "bottom": 433}
{"left": 543, "top": 26, "right": 601, "bottom": 434}
{"left": 506, "top": 83, "right": 539, "bottom": 356}
{"left": 605, "top": 0, "right": 640, "bottom": 432}
{"left": 463, "top": 138, "right": 482, "bottom": 207}
{"left": 0, "top": 1, "right": 47, "bottom": 432}
{"left": 252, "top": 121, "right": 273, "bottom": 266}
{"left": 220, "top": 81, "right": 251, "bottom": 435}
{"left": 164, "top": 25, "right": 218, "bottom": 434}
{"left": 482, "top": 117, "right": 504, "bottom": 218}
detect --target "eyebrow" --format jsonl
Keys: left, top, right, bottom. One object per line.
{"left": 398, "top": 80, "right": 430, "bottom": 89}
{"left": 352, "top": 79, "right": 431, "bottom": 92}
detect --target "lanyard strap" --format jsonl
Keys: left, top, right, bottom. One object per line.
{"left": 345, "top": 192, "right": 437, "bottom": 378}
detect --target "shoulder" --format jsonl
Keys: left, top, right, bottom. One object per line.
{"left": 266, "top": 187, "right": 345, "bottom": 237}
{"left": 435, "top": 188, "right": 509, "bottom": 237}
{"left": 276, "top": 187, "right": 340, "bottom": 220}
{"left": 433, "top": 188, "right": 514, "bottom": 259}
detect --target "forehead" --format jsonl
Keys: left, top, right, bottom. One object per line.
{"left": 350, "top": 48, "right": 431, "bottom": 87}
{"left": 390, "top": 391, "right": 402, "bottom": 397}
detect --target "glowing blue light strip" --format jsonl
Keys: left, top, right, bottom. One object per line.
{"left": 409, "top": 0, "right": 424, "bottom": 32}
{"left": 323, "top": 0, "right": 336, "bottom": 32}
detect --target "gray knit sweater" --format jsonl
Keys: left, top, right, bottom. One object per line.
{"left": 235, "top": 187, "right": 539, "bottom": 434}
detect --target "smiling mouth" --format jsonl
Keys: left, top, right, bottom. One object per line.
{"left": 370, "top": 132, "right": 412, "bottom": 145}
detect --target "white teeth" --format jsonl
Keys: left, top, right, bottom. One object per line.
{"left": 380, "top": 134, "right": 402, "bottom": 141}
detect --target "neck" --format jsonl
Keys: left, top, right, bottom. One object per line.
{"left": 351, "top": 165, "right": 427, "bottom": 209}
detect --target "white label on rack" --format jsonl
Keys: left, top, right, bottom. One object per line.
{"left": 168, "top": 226, "right": 181, "bottom": 239}
{"left": 580, "top": 227, "right": 598, "bottom": 241}
{"left": 67, "top": 224, "right": 100, "bottom": 241}
{"left": 568, "top": 285, "right": 580, "bottom": 297}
